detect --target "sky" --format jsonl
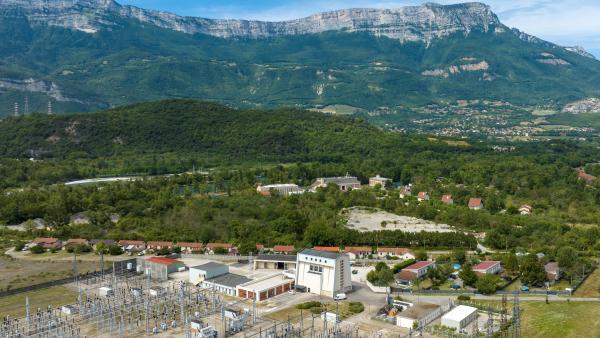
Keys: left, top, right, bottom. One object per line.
{"left": 118, "top": 0, "right": 600, "bottom": 58}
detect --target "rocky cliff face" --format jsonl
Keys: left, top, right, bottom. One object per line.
{"left": 0, "top": 0, "right": 502, "bottom": 42}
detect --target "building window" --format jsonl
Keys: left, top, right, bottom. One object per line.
{"left": 309, "top": 265, "right": 323, "bottom": 273}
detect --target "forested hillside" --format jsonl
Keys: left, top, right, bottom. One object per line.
{"left": 0, "top": 4, "right": 599, "bottom": 115}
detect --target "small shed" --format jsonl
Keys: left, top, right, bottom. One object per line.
{"left": 441, "top": 305, "right": 478, "bottom": 331}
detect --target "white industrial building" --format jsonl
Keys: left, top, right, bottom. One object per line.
{"left": 295, "top": 249, "right": 352, "bottom": 297}
{"left": 396, "top": 303, "right": 441, "bottom": 329}
{"left": 256, "top": 184, "right": 304, "bottom": 196}
{"left": 441, "top": 305, "right": 478, "bottom": 332}
{"left": 189, "top": 262, "right": 229, "bottom": 285}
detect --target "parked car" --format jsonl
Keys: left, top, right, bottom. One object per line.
{"left": 288, "top": 289, "right": 296, "bottom": 295}
{"left": 333, "top": 293, "right": 347, "bottom": 301}
{"left": 520, "top": 285, "right": 529, "bottom": 292}
{"left": 352, "top": 270, "right": 358, "bottom": 275}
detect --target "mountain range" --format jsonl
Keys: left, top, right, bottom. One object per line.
{"left": 0, "top": 0, "right": 599, "bottom": 115}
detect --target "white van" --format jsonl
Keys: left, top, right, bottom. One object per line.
{"left": 333, "top": 293, "right": 347, "bottom": 301}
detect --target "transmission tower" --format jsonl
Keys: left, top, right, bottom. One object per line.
{"left": 486, "top": 307, "right": 494, "bottom": 338}
{"left": 512, "top": 292, "right": 521, "bottom": 338}
{"left": 500, "top": 295, "right": 508, "bottom": 337}
{"left": 48, "top": 100, "right": 53, "bottom": 114}
{"left": 14, "top": 102, "right": 19, "bottom": 117}
{"left": 24, "top": 96, "right": 29, "bottom": 115}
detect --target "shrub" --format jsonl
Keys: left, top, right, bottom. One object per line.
{"left": 30, "top": 245, "right": 45, "bottom": 254}
{"left": 14, "top": 241, "right": 26, "bottom": 251}
{"left": 393, "top": 259, "right": 416, "bottom": 273}
{"left": 348, "top": 302, "right": 364, "bottom": 314}
{"left": 296, "top": 301, "right": 322, "bottom": 310}
{"left": 310, "top": 307, "right": 325, "bottom": 315}
{"left": 457, "top": 295, "right": 471, "bottom": 301}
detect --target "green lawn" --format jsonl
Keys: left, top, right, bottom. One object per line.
{"left": 520, "top": 301, "right": 600, "bottom": 338}
{"left": 0, "top": 286, "right": 78, "bottom": 318}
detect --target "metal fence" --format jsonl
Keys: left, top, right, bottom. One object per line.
{"left": 390, "top": 287, "right": 570, "bottom": 296}
{"left": 0, "top": 267, "right": 114, "bottom": 298}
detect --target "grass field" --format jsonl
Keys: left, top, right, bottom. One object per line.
{"left": 265, "top": 301, "right": 364, "bottom": 321}
{"left": 574, "top": 267, "right": 600, "bottom": 298}
{"left": 0, "top": 286, "right": 78, "bottom": 318}
{"left": 520, "top": 301, "right": 600, "bottom": 338}
{"left": 0, "top": 256, "right": 106, "bottom": 290}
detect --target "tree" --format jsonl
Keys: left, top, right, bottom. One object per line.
{"left": 367, "top": 263, "right": 394, "bottom": 286}
{"left": 214, "top": 247, "right": 229, "bottom": 255}
{"left": 107, "top": 245, "right": 123, "bottom": 256}
{"left": 557, "top": 246, "right": 578, "bottom": 278}
{"left": 414, "top": 249, "right": 428, "bottom": 261}
{"left": 459, "top": 264, "right": 478, "bottom": 287}
{"left": 95, "top": 241, "right": 107, "bottom": 254}
{"left": 476, "top": 275, "right": 500, "bottom": 294}
{"left": 452, "top": 248, "right": 467, "bottom": 265}
{"left": 503, "top": 252, "right": 519, "bottom": 275}
{"left": 520, "top": 254, "right": 546, "bottom": 287}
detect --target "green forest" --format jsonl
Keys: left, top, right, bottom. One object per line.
{"left": 0, "top": 100, "right": 599, "bottom": 257}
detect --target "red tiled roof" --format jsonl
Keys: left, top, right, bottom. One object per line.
{"left": 313, "top": 246, "right": 340, "bottom": 253}
{"left": 207, "top": 243, "right": 233, "bottom": 249}
{"left": 256, "top": 244, "right": 265, "bottom": 250}
{"left": 119, "top": 240, "right": 144, "bottom": 246}
{"left": 404, "top": 261, "right": 434, "bottom": 271}
{"left": 473, "top": 261, "right": 500, "bottom": 271}
{"left": 578, "top": 170, "right": 596, "bottom": 183}
{"left": 33, "top": 237, "right": 59, "bottom": 244}
{"left": 417, "top": 192, "right": 428, "bottom": 199}
{"left": 146, "top": 257, "right": 183, "bottom": 265}
{"left": 344, "top": 246, "right": 372, "bottom": 253}
{"left": 273, "top": 245, "right": 295, "bottom": 252}
{"left": 396, "top": 270, "right": 418, "bottom": 281}
{"left": 377, "top": 247, "right": 411, "bottom": 255}
{"left": 177, "top": 242, "right": 203, "bottom": 248}
{"left": 66, "top": 239, "right": 88, "bottom": 245}
{"left": 147, "top": 241, "right": 174, "bottom": 247}
{"left": 468, "top": 198, "right": 483, "bottom": 208}
{"left": 441, "top": 195, "right": 452, "bottom": 204}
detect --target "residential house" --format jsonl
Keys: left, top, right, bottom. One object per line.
{"left": 313, "top": 246, "right": 340, "bottom": 253}
{"left": 369, "top": 175, "right": 391, "bottom": 189}
{"left": 32, "top": 237, "right": 62, "bottom": 250}
{"left": 472, "top": 261, "right": 502, "bottom": 276}
{"left": 64, "top": 238, "right": 89, "bottom": 250}
{"left": 256, "top": 244, "right": 265, "bottom": 252}
{"left": 545, "top": 262, "right": 560, "bottom": 284}
{"left": 206, "top": 243, "right": 235, "bottom": 255}
{"left": 468, "top": 198, "right": 484, "bottom": 210}
{"left": 399, "top": 185, "right": 412, "bottom": 198}
{"left": 69, "top": 212, "right": 90, "bottom": 225}
{"left": 147, "top": 241, "right": 174, "bottom": 252}
{"left": 578, "top": 170, "right": 596, "bottom": 184}
{"left": 256, "top": 184, "right": 304, "bottom": 196}
{"left": 376, "top": 248, "right": 414, "bottom": 261}
{"left": 519, "top": 204, "right": 532, "bottom": 215}
{"left": 118, "top": 240, "right": 146, "bottom": 253}
{"left": 177, "top": 242, "right": 204, "bottom": 254}
{"left": 417, "top": 192, "right": 429, "bottom": 202}
{"left": 343, "top": 246, "right": 372, "bottom": 260}
{"left": 309, "top": 175, "right": 361, "bottom": 192}
{"left": 272, "top": 245, "right": 295, "bottom": 254}
{"left": 441, "top": 194, "right": 454, "bottom": 205}
{"left": 396, "top": 261, "right": 435, "bottom": 283}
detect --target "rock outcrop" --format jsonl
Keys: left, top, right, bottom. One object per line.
{"left": 562, "top": 98, "right": 600, "bottom": 114}
{"left": 0, "top": 1, "right": 502, "bottom": 43}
